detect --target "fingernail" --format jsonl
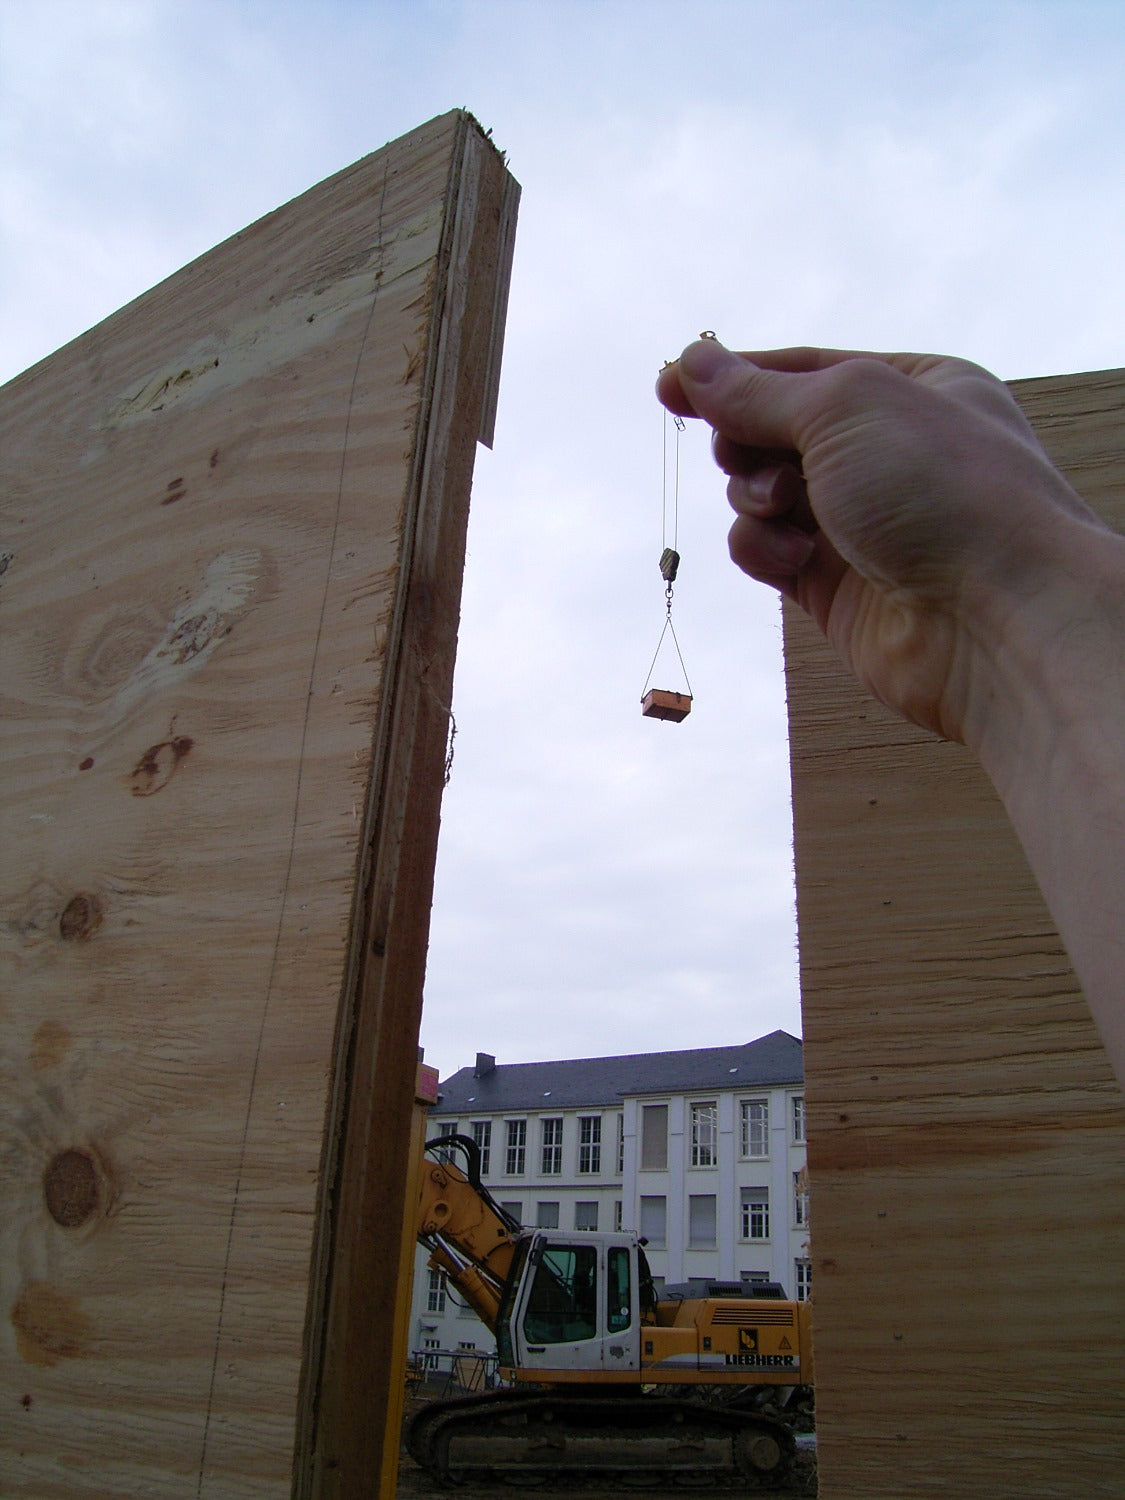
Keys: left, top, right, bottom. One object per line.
{"left": 763, "top": 524, "right": 816, "bottom": 572}
{"left": 731, "top": 465, "right": 805, "bottom": 516}
{"left": 679, "top": 336, "right": 734, "bottom": 385}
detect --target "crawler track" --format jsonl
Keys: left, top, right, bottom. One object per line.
{"left": 405, "top": 1389, "right": 799, "bottom": 1490}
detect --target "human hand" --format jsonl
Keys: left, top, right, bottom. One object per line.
{"left": 656, "top": 339, "right": 1101, "bottom": 748}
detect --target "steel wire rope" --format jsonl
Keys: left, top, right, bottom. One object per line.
{"left": 641, "top": 407, "right": 692, "bottom": 700}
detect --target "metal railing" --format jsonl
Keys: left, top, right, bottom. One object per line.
{"left": 406, "top": 1347, "right": 503, "bottom": 1400}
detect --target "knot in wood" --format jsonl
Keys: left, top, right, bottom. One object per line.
{"left": 44, "top": 1148, "right": 103, "bottom": 1229}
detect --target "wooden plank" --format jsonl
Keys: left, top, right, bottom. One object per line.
{"left": 784, "top": 368, "right": 1125, "bottom": 1497}
{"left": 0, "top": 110, "right": 517, "bottom": 1498}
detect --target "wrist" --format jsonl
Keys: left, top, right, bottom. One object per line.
{"left": 963, "top": 511, "right": 1125, "bottom": 810}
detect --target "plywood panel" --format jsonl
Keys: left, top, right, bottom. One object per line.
{"left": 0, "top": 111, "right": 517, "bottom": 1498}
{"left": 785, "top": 368, "right": 1125, "bottom": 1498}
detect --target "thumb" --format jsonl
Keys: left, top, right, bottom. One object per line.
{"left": 675, "top": 338, "right": 808, "bottom": 454}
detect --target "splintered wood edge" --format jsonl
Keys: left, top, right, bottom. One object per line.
{"left": 294, "top": 112, "right": 517, "bottom": 1499}
{"left": 477, "top": 174, "right": 521, "bottom": 449}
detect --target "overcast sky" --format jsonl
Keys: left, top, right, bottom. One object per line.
{"left": 2, "top": 1, "right": 1122, "bottom": 1081}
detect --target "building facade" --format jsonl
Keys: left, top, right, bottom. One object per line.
{"left": 409, "top": 1030, "right": 810, "bottom": 1360}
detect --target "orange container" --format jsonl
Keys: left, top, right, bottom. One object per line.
{"left": 642, "top": 689, "right": 692, "bottom": 722}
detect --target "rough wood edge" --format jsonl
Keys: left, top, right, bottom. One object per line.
{"left": 477, "top": 173, "right": 521, "bottom": 449}
{"left": 293, "top": 113, "right": 517, "bottom": 1499}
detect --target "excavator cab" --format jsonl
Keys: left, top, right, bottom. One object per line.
{"left": 496, "top": 1231, "right": 642, "bottom": 1377}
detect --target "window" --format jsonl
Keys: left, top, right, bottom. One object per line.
{"left": 614, "top": 1199, "right": 623, "bottom": 1231}
{"left": 740, "top": 1099, "right": 769, "bottom": 1159}
{"left": 471, "top": 1119, "right": 491, "bottom": 1175}
{"left": 690, "top": 1102, "right": 717, "bottom": 1167}
{"left": 641, "top": 1104, "right": 668, "bottom": 1170}
{"left": 540, "top": 1117, "right": 563, "bottom": 1175}
{"left": 792, "top": 1094, "right": 806, "bottom": 1144}
{"left": 505, "top": 1119, "right": 526, "bottom": 1175}
{"left": 794, "top": 1169, "right": 810, "bottom": 1228}
{"left": 578, "top": 1115, "right": 602, "bottom": 1174}
{"left": 422, "top": 1336, "right": 440, "bottom": 1369}
{"left": 575, "top": 1201, "right": 598, "bottom": 1231}
{"left": 500, "top": 1201, "right": 523, "bottom": 1223}
{"left": 607, "top": 1246, "right": 632, "bottom": 1332}
{"left": 689, "top": 1194, "right": 717, "bottom": 1247}
{"left": 435, "top": 1121, "right": 458, "bottom": 1163}
{"left": 426, "top": 1268, "right": 446, "bottom": 1314}
{"left": 522, "top": 1244, "right": 598, "bottom": 1344}
{"left": 616, "top": 1113, "right": 625, "bottom": 1175}
{"left": 536, "top": 1201, "right": 560, "bottom": 1228}
{"left": 795, "top": 1259, "right": 812, "bottom": 1302}
{"left": 740, "top": 1188, "right": 770, "bottom": 1240}
{"left": 639, "top": 1195, "right": 667, "bottom": 1247}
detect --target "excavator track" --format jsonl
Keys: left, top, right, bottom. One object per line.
{"left": 406, "top": 1389, "right": 797, "bottom": 1489}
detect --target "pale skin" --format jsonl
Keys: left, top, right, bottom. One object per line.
{"left": 657, "top": 337, "right": 1125, "bottom": 1089}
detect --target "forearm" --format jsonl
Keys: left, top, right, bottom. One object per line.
{"left": 966, "top": 518, "right": 1125, "bottom": 1086}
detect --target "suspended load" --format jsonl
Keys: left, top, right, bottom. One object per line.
{"left": 641, "top": 412, "right": 693, "bottom": 721}
{"left": 642, "top": 686, "right": 692, "bottom": 722}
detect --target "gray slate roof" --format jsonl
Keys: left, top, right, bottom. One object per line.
{"left": 431, "top": 1030, "right": 803, "bottom": 1115}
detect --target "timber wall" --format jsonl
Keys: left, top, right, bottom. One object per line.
{"left": 0, "top": 110, "right": 518, "bottom": 1498}
{"left": 786, "top": 368, "right": 1125, "bottom": 1498}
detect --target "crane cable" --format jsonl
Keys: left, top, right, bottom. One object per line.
{"left": 640, "top": 408, "right": 692, "bottom": 699}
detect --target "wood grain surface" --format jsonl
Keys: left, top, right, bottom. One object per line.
{"left": 785, "top": 368, "right": 1125, "bottom": 1498}
{"left": 0, "top": 111, "right": 517, "bottom": 1498}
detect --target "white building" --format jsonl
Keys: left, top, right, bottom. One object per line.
{"left": 409, "top": 1030, "right": 810, "bottom": 1360}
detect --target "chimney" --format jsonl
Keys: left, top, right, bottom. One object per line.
{"left": 474, "top": 1052, "right": 496, "bottom": 1078}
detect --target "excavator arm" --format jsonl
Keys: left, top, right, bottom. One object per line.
{"left": 416, "top": 1133, "right": 522, "bottom": 1332}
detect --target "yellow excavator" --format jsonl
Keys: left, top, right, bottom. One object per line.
{"left": 407, "top": 1131, "right": 814, "bottom": 1488}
